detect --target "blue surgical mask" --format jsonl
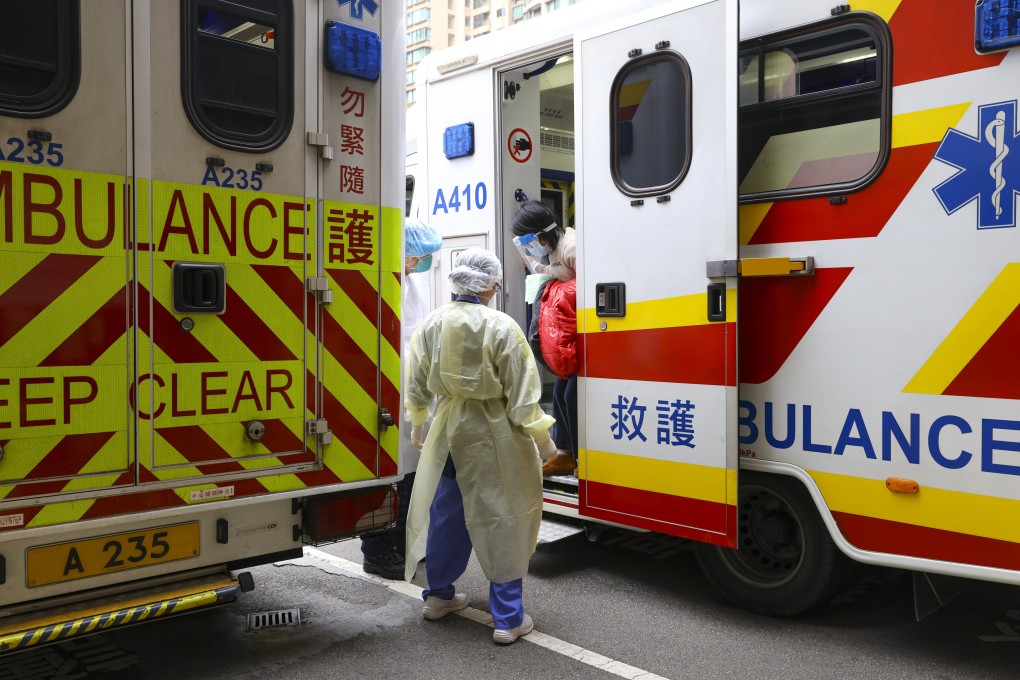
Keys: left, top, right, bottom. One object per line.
{"left": 523, "top": 240, "right": 551, "bottom": 260}
{"left": 411, "top": 253, "right": 433, "bottom": 273}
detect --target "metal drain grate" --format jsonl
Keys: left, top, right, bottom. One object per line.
{"left": 246, "top": 608, "right": 301, "bottom": 631}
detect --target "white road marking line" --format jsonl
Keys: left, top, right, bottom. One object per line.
{"left": 302, "top": 547, "right": 670, "bottom": 680}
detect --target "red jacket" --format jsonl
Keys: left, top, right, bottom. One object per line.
{"left": 539, "top": 278, "right": 577, "bottom": 379}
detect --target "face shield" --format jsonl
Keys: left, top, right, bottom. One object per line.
{"left": 512, "top": 232, "right": 551, "bottom": 275}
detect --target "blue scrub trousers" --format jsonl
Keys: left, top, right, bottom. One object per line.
{"left": 422, "top": 456, "right": 525, "bottom": 630}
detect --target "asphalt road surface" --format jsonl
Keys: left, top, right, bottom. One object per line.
{"left": 2, "top": 528, "right": 1019, "bottom": 680}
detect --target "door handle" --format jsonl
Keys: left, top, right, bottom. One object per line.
{"left": 173, "top": 262, "right": 226, "bottom": 314}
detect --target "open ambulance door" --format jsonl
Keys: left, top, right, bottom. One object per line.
{"left": 497, "top": 63, "right": 542, "bottom": 326}
{"left": 575, "top": 0, "right": 739, "bottom": 547}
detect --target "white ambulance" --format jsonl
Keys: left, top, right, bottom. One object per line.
{"left": 0, "top": 0, "right": 406, "bottom": 651}
{"left": 408, "top": 0, "right": 1020, "bottom": 617}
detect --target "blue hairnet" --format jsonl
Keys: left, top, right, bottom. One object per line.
{"left": 405, "top": 218, "right": 442, "bottom": 258}
{"left": 449, "top": 248, "right": 503, "bottom": 295}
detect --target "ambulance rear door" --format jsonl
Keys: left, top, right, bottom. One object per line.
{"left": 137, "top": 1, "right": 314, "bottom": 485}
{"left": 575, "top": 0, "right": 739, "bottom": 546}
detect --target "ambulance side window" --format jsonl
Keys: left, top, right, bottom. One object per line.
{"left": 181, "top": 0, "right": 293, "bottom": 152}
{"left": 738, "top": 15, "right": 891, "bottom": 201}
{"left": 406, "top": 175, "right": 415, "bottom": 216}
{"left": 0, "top": 0, "right": 80, "bottom": 118}
{"left": 609, "top": 52, "right": 692, "bottom": 197}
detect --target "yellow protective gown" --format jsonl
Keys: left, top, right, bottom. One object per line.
{"left": 403, "top": 301, "right": 555, "bottom": 583}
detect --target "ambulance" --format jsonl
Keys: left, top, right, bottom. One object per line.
{"left": 0, "top": 0, "right": 406, "bottom": 651}
{"left": 407, "top": 0, "right": 1020, "bottom": 617}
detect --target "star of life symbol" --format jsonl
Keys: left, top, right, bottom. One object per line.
{"left": 337, "top": 0, "right": 378, "bottom": 21}
{"left": 933, "top": 101, "right": 1020, "bottom": 229}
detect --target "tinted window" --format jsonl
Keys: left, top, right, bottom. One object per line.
{"left": 0, "top": 0, "right": 80, "bottom": 117}
{"left": 610, "top": 53, "right": 691, "bottom": 197}
{"left": 739, "top": 18, "right": 890, "bottom": 200}
{"left": 182, "top": 0, "right": 293, "bottom": 152}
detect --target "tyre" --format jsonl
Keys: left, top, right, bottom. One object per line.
{"left": 695, "top": 471, "right": 850, "bottom": 616}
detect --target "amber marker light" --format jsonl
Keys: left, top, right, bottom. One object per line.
{"left": 886, "top": 478, "right": 920, "bottom": 495}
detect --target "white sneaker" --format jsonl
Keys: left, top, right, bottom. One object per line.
{"left": 422, "top": 593, "right": 469, "bottom": 621}
{"left": 493, "top": 613, "right": 534, "bottom": 644}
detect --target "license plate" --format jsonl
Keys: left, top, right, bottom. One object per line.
{"left": 26, "top": 522, "right": 200, "bottom": 588}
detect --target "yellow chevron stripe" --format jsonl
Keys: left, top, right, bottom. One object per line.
{"left": 329, "top": 281, "right": 383, "bottom": 363}
{"left": 904, "top": 263, "right": 1020, "bottom": 394}
{"left": 0, "top": 435, "right": 60, "bottom": 493}
{"left": 892, "top": 103, "right": 971, "bottom": 149}
{"left": 150, "top": 431, "right": 203, "bottom": 477}
{"left": 0, "top": 251, "right": 45, "bottom": 297}
{"left": 620, "top": 79, "right": 651, "bottom": 108}
{"left": 321, "top": 346, "right": 381, "bottom": 437}
{"left": 381, "top": 206, "right": 404, "bottom": 274}
{"left": 322, "top": 437, "right": 375, "bottom": 481}
{"left": 581, "top": 449, "right": 734, "bottom": 505}
{"left": 28, "top": 497, "right": 92, "bottom": 527}
{"left": 737, "top": 104, "right": 970, "bottom": 246}
{"left": 850, "top": 0, "right": 903, "bottom": 22}
{"left": 581, "top": 287, "right": 735, "bottom": 334}
{"left": 200, "top": 420, "right": 292, "bottom": 469}
{"left": 811, "top": 469, "right": 1020, "bottom": 544}
{"left": 232, "top": 264, "right": 307, "bottom": 351}
{"left": 0, "top": 255, "right": 124, "bottom": 367}
{"left": 738, "top": 202, "right": 773, "bottom": 247}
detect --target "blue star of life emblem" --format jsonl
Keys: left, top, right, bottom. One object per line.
{"left": 337, "top": 0, "right": 378, "bottom": 21}
{"left": 933, "top": 101, "right": 1020, "bottom": 230}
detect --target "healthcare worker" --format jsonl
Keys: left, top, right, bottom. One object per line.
{"left": 360, "top": 218, "right": 442, "bottom": 580}
{"left": 511, "top": 201, "right": 578, "bottom": 477}
{"left": 403, "top": 248, "right": 556, "bottom": 644}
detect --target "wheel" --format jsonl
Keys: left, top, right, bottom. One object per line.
{"left": 695, "top": 471, "right": 849, "bottom": 616}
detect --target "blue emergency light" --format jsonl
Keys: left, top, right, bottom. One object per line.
{"left": 444, "top": 123, "right": 475, "bottom": 159}
{"left": 325, "top": 20, "right": 381, "bottom": 81}
{"left": 976, "top": 0, "right": 1020, "bottom": 53}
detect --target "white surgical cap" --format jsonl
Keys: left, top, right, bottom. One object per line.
{"left": 449, "top": 248, "right": 503, "bottom": 295}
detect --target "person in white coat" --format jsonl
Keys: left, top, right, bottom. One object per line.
{"left": 403, "top": 248, "right": 556, "bottom": 644}
{"left": 360, "top": 218, "right": 442, "bottom": 580}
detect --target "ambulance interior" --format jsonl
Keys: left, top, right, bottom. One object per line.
{"left": 498, "top": 53, "right": 576, "bottom": 429}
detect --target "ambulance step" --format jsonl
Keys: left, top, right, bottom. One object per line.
{"left": 537, "top": 518, "right": 585, "bottom": 545}
{"left": 0, "top": 572, "right": 242, "bottom": 655}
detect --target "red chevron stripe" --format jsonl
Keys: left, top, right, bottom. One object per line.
{"left": 890, "top": 0, "right": 1007, "bottom": 87}
{"left": 308, "top": 370, "right": 394, "bottom": 478}
{"left": 136, "top": 282, "right": 217, "bottom": 364}
{"left": 328, "top": 269, "right": 400, "bottom": 354}
{"left": 41, "top": 286, "right": 127, "bottom": 366}
{"left": 739, "top": 267, "right": 853, "bottom": 384}
{"left": 297, "top": 467, "right": 344, "bottom": 486}
{"left": 0, "top": 506, "right": 45, "bottom": 532}
{"left": 581, "top": 323, "right": 736, "bottom": 386}
{"left": 582, "top": 481, "right": 735, "bottom": 547}
{"left": 748, "top": 144, "right": 938, "bottom": 245}
{"left": 220, "top": 283, "right": 298, "bottom": 362}
{"left": 0, "top": 254, "right": 101, "bottom": 348}
{"left": 834, "top": 511, "right": 1020, "bottom": 571}
{"left": 250, "top": 264, "right": 307, "bottom": 319}
{"left": 156, "top": 425, "right": 245, "bottom": 475}
{"left": 320, "top": 306, "right": 379, "bottom": 404}
{"left": 81, "top": 488, "right": 188, "bottom": 519}
{"left": 258, "top": 418, "right": 313, "bottom": 459}
{"left": 944, "top": 302, "right": 1020, "bottom": 400}
{"left": 5, "top": 432, "right": 119, "bottom": 499}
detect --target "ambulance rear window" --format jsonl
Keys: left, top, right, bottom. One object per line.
{"left": 182, "top": 0, "right": 293, "bottom": 153}
{"left": 0, "top": 0, "right": 80, "bottom": 118}
{"left": 738, "top": 15, "right": 891, "bottom": 202}
{"left": 609, "top": 52, "right": 692, "bottom": 197}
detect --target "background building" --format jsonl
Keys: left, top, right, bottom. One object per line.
{"left": 405, "top": 0, "right": 584, "bottom": 106}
